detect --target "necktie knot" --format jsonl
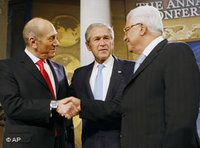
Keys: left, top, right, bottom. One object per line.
{"left": 36, "top": 60, "right": 44, "bottom": 69}
{"left": 97, "top": 64, "right": 104, "bottom": 71}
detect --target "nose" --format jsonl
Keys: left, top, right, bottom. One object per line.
{"left": 54, "top": 38, "right": 59, "bottom": 46}
{"left": 99, "top": 38, "right": 106, "bottom": 45}
{"left": 123, "top": 34, "right": 128, "bottom": 42}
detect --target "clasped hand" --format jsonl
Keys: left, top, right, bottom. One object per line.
{"left": 56, "top": 97, "right": 80, "bottom": 119}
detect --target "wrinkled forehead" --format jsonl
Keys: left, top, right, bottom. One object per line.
{"left": 90, "top": 26, "right": 112, "bottom": 38}
{"left": 125, "top": 17, "right": 134, "bottom": 27}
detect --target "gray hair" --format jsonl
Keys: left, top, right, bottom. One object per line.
{"left": 23, "top": 17, "right": 49, "bottom": 46}
{"left": 127, "top": 6, "right": 163, "bottom": 35}
{"left": 85, "top": 23, "right": 114, "bottom": 43}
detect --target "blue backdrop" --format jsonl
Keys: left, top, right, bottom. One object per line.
{"left": 187, "top": 41, "right": 200, "bottom": 139}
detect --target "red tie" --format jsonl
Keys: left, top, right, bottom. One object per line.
{"left": 36, "top": 60, "right": 56, "bottom": 99}
{"left": 36, "top": 60, "right": 57, "bottom": 136}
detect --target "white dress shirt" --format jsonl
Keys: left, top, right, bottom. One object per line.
{"left": 25, "top": 49, "right": 56, "bottom": 98}
{"left": 90, "top": 55, "right": 114, "bottom": 101}
{"left": 142, "top": 36, "right": 164, "bottom": 57}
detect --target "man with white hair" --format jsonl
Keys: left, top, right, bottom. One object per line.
{"left": 58, "top": 6, "right": 200, "bottom": 148}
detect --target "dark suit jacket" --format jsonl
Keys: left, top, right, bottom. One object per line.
{"left": 70, "top": 56, "right": 135, "bottom": 148}
{"left": 0, "top": 52, "right": 74, "bottom": 148}
{"left": 80, "top": 40, "right": 200, "bottom": 148}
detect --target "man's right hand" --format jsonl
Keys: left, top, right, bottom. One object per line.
{"left": 56, "top": 97, "right": 81, "bottom": 119}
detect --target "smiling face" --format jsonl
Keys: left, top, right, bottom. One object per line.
{"left": 86, "top": 26, "right": 114, "bottom": 64}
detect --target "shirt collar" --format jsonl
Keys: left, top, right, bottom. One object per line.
{"left": 25, "top": 48, "right": 47, "bottom": 63}
{"left": 142, "top": 36, "right": 164, "bottom": 57}
{"left": 94, "top": 55, "right": 114, "bottom": 68}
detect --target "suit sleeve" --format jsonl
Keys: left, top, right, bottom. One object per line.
{"left": 71, "top": 67, "right": 122, "bottom": 122}
{"left": 69, "top": 69, "right": 79, "bottom": 97}
{"left": 162, "top": 43, "right": 200, "bottom": 147}
{"left": 80, "top": 98, "right": 121, "bottom": 122}
{"left": 0, "top": 60, "right": 51, "bottom": 124}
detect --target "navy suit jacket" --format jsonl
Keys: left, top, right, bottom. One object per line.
{"left": 80, "top": 40, "right": 200, "bottom": 148}
{"left": 0, "top": 52, "right": 74, "bottom": 148}
{"left": 70, "top": 56, "right": 135, "bottom": 148}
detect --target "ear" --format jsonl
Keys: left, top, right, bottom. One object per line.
{"left": 140, "top": 23, "right": 147, "bottom": 36}
{"left": 29, "top": 37, "right": 37, "bottom": 49}
{"left": 111, "top": 40, "right": 114, "bottom": 50}
{"left": 85, "top": 42, "right": 91, "bottom": 51}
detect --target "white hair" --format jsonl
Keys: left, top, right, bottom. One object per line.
{"left": 127, "top": 6, "right": 163, "bottom": 35}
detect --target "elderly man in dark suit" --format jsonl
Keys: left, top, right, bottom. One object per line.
{"left": 69, "top": 23, "right": 134, "bottom": 148}
{"left": 58, "top": 6, "right": 200, "bottom": 148}
{"left": 0, "top": 17, "right": 74, "bottom": 148}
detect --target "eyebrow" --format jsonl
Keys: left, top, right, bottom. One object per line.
{"left": 93, "top": 35, "right": 111, "bottom": 38}
{"left": 48, "top": 33, "right": 57, "bottom": 38}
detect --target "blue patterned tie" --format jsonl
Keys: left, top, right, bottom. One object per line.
{"left": 134, "top": 54, "right": 146, "bottom": 73}
{"left": 94, "top": 64, "right": 104, "bottom": 100}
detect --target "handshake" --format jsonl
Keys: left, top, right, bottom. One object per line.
{"left": 56, "top": 97, "right": 81, "bottom": 119}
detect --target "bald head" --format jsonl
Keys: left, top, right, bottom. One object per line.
{"left": 23, "top": 17, "right": 53, "bottom": 46}
{"left": 22, "top": 17, "right": 59, "bottom": 60}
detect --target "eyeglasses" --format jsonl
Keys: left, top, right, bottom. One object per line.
{"left": 123, "top": 23, "right": 141, "bottom": 34}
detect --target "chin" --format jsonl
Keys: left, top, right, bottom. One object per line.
{"left": 127, "top": 48, "right": 133, "bottom": 53}
{"left": 48, "top": 54, "right": 56, "bottom": 59}
{"left": 128, "top": 46, "right": 136, "bottom": 53}
{"left": 102, "top": 54, "right": 110, "bottom": 58}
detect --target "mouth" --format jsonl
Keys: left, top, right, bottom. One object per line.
{"left": 99, "top": 49, "right": 107, "bottom": 51}
{"left": 124, "top": 38, "right": 129, "bottom": 42}
{"left": 51, "top": 48, "right": 56, "bottom": 51}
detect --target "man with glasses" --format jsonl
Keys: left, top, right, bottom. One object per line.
{"left": 58, "top": 6, "right": 200, "bottom": 148}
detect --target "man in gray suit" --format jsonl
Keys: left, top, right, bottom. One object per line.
{"left": 58, "top": 6, "right": 200, "bottom": 148}
{"left": 69, "top": 23, "right": 135, "bottom": 148}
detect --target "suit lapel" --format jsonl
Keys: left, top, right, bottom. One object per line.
{"left": 17, "top": 52, "right": 58, "bottom": 97}
{"left": 105, "top": 56, "right": 123, "bottom": 101}
{"left": 129, "top": 39, "right": 168, "bottom": 83}
{"left": 18, "top": 52, "right": 50, "bottom": 90}
{"left": 47, "top": 60, "right": 59, "bottom": 95}
{"left": 85, "top": 63, "right": 94, "bottom": 100}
